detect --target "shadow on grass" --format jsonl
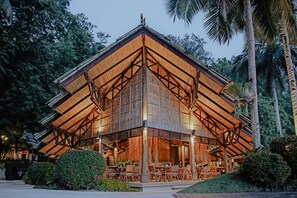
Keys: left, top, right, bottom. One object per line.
{"left": 179, "top": 173, "right": 260, "bottom": 194}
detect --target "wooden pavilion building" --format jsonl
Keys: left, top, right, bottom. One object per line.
{"left": 38, "top": 19, "right": 253, "bottom": 182}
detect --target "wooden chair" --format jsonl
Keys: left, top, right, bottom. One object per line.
{"left": 106, "top": 167, "right": 117, "bottom": 179}
{"left": 195, "top": 167, "right": 203, "bottom": 180}
{"left": 200, "top": 166, "right": 210, "bottom": 179}
{"left": 210, "top": 166, "right": 220, "bottom": 178}
{"left": 165, "top": 165, "right": 179, "bottom": 181}
{"left": 119, "top": 165, "right": 134, "bottom": 181}
{"left": 133, "top": 165, "right": 141, "bottom": 181}
{"left": 148, "top": 166, "right": 162, "bottom": 181}
{"left": 178, "top": 167, "right": 185, "bottom": 180}
{"left": 184, "top": 165, "right": 193, "bottom": 180}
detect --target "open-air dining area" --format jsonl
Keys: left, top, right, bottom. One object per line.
{"left": 102, "top": 134, "right": 232, "bottom": 183}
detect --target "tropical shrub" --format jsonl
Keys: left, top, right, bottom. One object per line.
{"left": 239, "top": 152, "right": 291, "bottom": 189}
{"left": 270, "top": 136, "right": 297, "bottom": 178}
{"left": 98, "top": 178, "right": 139, "bottom": 192}
{"left": 56, "top": 150, "right": 105, "bottom": 190}
{"left": 25, "top": 162, "right": 56, "bottom": 185}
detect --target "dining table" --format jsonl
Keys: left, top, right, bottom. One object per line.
{"left": 155, "top": 166, "right": 172, "bottom": 181}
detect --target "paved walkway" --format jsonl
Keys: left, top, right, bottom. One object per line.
{"left": 0, "top": 180, "right": 176, "bottom": 198}
{"left": 1, "top": 180, "right": 297, "bottom": 198}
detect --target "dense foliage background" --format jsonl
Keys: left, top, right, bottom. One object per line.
{"left": 0, "top": 0, "right": 109, "bottom": 136}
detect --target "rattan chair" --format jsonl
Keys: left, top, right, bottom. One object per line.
{"left": 148, "top": 166, "right": 162, "bottom": 181}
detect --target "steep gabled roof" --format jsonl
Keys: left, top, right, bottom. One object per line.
{"left": 39, "top": 24, "right": 253, "bottom": 158}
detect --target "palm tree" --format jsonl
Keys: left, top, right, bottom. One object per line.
{"left": 279, "top": 6, "right": 297, "bottom": 136}
{"left": 252, "top": 0, "right": 297, "bottom": 135}
{"left": 225, "top": 82, "right": 255, "bottom": 118}
{"left": 233, "top": 40, "right": 297, "bottom": 136}
{"left": 165, "top": 0, "right": 261, "bottom": 147}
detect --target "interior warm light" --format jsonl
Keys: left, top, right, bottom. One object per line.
{"left": 189, "top": 123, "right": 194, "bottom": 130}
{"left": 142, "top": 109, "right": 148, "bottom": 121}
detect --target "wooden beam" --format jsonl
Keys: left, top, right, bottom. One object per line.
{"left": 84, "top": 72, "right": 105, "bottom": 112}
{"left": 190, "top": 71, "right": 200, "bottom": 109}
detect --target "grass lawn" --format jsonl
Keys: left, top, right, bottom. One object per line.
{"left": 179, "top": 173, "right": 261, "bottom": 194}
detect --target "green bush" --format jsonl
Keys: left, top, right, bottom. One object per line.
{"left": 270, "top": 136, "right": 297, "bottom": 178}
{"left": 56, "top": 150, "right": 105, "bottom": 190}
{"left": 98, "top": 178, "right": 139, "bottom": 192}
{"left": 25, "top": 162, "right": 56, "bottom": 185}
{"left": 239, "top": 152, "right": 291, "bottom": 189}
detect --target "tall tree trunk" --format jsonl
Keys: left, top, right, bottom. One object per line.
{"left": 280, "top": 15, "right": 297, "bottom": 136}
{"left": 244, "top": 0, "right": 261, "bottom": 147}
{"left": 271, "top": 77, "right": 283, "bottom": 136}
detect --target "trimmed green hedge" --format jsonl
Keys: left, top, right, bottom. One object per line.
{"left": 98, "top": 178, "right": 139, "bottom": 192}
{"left": 270, "top": 136, "right": 297, "bottom": 178}
{"left": 24, "top": 162, "right": 56, "bottom": 185}
{"left": 239, "top": 152, "right": 291, "bottom": 189}
{"left": 56, "top": 150, "right": 105, "bottom": 190}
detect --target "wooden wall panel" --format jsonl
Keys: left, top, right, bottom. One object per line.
{"left": 128, "top": 136, "right": 142, "bottom": 163}
{"left": 97, "top": 70, "right": 142, "bottom": 135}
{"left": 147, "top": 69, "right": 214, "bottom": 139}
{"left": 147, "top": 71, "right": 182, "bottom": 132}
{"left": 158, "top": 139, "right": 170, "bottom": 162}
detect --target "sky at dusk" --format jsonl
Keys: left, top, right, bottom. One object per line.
{"left": 69, "top": 0, "right": 244, "bottom": 59}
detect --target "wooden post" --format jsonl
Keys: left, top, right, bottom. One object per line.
{"left": 98, "top": 138, "right": 102, "bottom": 154}
{"left": 141, "top": 47, "right": 149, "bottom": 182}
{"left": 181, "top": 145, "right": 185, "bottom": 168}
{"left": 154, "top": 137, "right": 159, "bottom": 165}
{"left": 190, "top": 134, "right": 197, "bottom": 180}
{"left": 114, "top": 147, "right": 118, "bottom": 165}
{"left": 224, "top": 146, "right": 229, "bottom": 174}
{"left": 141, "top": 122, "right": 149, "bottom": 182}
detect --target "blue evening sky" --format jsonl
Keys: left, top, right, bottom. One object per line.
{"left": 69, "top": 0, "right": 244, "bottom": 59}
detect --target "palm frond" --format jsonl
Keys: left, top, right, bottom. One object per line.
{"left": 225, "top": 82, "right": 255, "bottom": 102}
{"left": 273, "top": 0, "right": 297, "bottom": 44}
{"left": 252, "top": 0, "right": 279, "bottom": 43}
{"left": 164, "top": 0, "right": 206, "bottom": 24}
{"left": 203, "top": 0, "right": 241, "bottom": 44}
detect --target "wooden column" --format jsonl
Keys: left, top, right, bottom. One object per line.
{"left": 141, "top": 122, "right": 149, "bottom": 182}
{"left": 190, "top": 134, "right": 197, "bottom": 180}
{"left": 224, "top": 146, "right": 229, "bottom": 174}
{"left": 141, "top": 46, "right": 149, "bottom": 182}
{"left": 154, "top": 137, "right": 159, "bottom": 165}
{"left": 98, "top": 138, "right": 102, "bottom": 154}
{"left": 114, "top": 147, "right": 118, "bottom": 165}
{"left": 181, "top": 145, "right": 185, "bottom": 168}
